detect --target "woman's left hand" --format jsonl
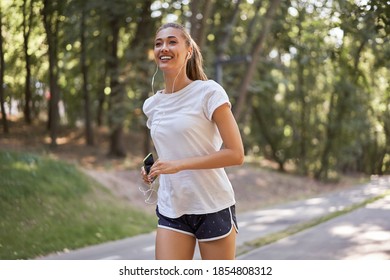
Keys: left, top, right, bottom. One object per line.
{"left": 148, "top": 159, "right": 181, "bottom": 180}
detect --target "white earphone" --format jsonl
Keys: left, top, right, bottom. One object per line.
{"left": 187, "top": 52, "right": 191, "bottom": 59}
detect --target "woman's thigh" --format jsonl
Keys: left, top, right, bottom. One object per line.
{"left": 155, "top": 228, "right": 197, "bottom": 260}
{"left": 198, "top": 228, "right": 237, "bottom": 260}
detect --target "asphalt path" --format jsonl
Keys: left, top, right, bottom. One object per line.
{"left": 238, "top": 194, "right": 390, "bottom": 259}
{"left": 39, "top": 176, "right": 390, "bottom": 260}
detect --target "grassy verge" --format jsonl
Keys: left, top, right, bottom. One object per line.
{"left": 237, "top": 191, "right": 390, "bottom": 256}
{"left": 0, "top": 150, "right": 156, "bottom": 260}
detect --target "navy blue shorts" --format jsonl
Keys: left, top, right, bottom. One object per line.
{"left": 156, "top": 205, "right": 238, "bottom": 242}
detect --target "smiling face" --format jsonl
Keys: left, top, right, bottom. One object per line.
{"left": 154, "top": 27, "right": 191, "bottom": 73}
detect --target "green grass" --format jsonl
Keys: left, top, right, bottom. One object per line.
{"left": 0, "top": 150, "right": 156, "bottom": 260}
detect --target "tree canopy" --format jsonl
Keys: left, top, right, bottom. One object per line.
{"left": 0, "top": 0, "right": 389, "bottom": 180}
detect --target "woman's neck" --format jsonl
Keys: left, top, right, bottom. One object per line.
{"left": 163, "top": 70, "right": 192, "bottom": 94}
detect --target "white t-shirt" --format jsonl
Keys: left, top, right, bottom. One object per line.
{"left": 143, "top": 79, "right": 236, "bottom": 218}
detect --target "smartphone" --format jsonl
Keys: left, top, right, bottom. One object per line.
{"left": 143, "top": 153, "right": 154, "bottom": 175}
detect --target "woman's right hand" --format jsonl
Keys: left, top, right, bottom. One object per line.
{"left": 141, "top": 166, "right": 151, "bottom": 184}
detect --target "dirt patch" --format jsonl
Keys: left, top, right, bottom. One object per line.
{"left": 82, "top": 164, "right": 360, "bottom": 215}
{"left": 83, "top": 168, "right": 157, "bottom": 215}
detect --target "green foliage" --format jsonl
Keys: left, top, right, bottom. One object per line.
{"left": 0, "top": 0, "right": 389, "bottom": 178}
{"left": 0, "top": 150, "right": 156, "bottom": 259}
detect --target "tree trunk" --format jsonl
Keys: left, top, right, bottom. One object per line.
{"left": 233, "top": 0, "right": 282, "bottom": 121}
{"left": 189, "top": 0, "right": 214, "bottom": 49}
{"left": 315, "top": 90, "right": 336, "bottom": 180}
{"left": 381, "top": 92, "right": 390, "bottom": 174}
{"left": 296, "top": 11, "right": 308, "bottom": 175}
{"left": 252, "top": 104, "right": 285, "bottom": 172}
{"left": 96, "top": 36, "right": 108, "bottom": 127}
{"left": 107, "top": 17, "right": 126, "bottom": 157}
{"left": 128, "top": 0, "right": 156, "bottom": 156}
{"left": 214, "top": 0, "right": 242, "bottom": 85}
{"left": 315, "top": 40, "right": 367, "bottom": 180}
{"left": 0, "top": 7, "right": 9, "bottom": 134}
{"left": 80, "top": 4, "right": 94, "bottom": 146}
{"left": 42, "top": 0, "right": 61, "bottom": 147}
{"left": 22, "top": 0, "right": 34, "bottom": 125}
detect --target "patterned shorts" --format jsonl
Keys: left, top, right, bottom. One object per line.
{"left": 156, "top": 205, "right": 238, "bottom": 242}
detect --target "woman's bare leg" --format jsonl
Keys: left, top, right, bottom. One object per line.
{"left": 198, "top": 229, "right": 237, "bottom": 260}
{"left": 155, "top": 228, "right": 197, "bottom": 260}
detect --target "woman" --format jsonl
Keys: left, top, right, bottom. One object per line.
{"left": 142, "top": 22, "right": 244, "bottom": 260}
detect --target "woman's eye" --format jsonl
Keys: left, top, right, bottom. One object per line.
{"left": 169, "top": 40, "right": 177, "bottom": 44}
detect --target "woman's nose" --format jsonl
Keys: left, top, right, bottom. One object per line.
{"left": 161, "top": 42, "right": 169, "bottom": 52}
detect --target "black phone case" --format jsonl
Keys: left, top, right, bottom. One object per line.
{"left": 143, "top": 153, "right": 154, "bottom": 175}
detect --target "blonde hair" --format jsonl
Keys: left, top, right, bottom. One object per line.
{"left": 156, "top": 23, "right": 208, "bottom": 81}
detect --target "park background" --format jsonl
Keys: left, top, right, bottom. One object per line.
{"left": 0, "top": 0, "right": 389, "bottom": 259}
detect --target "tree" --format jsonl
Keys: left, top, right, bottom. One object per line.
{"left": 315, "top": 0, "right": 387, "bottom": 179}
{"left": 189, "top": 0, "right": 214, "bottom": 50}
{"left": 213, "top": 0, "right": 242, "bottom": 85}
{"left": 107, "top": 14, "right": 126, "bottom": 157}
{"left": 126, "top": 0, "right": 157, "bottom": 156}
{"left": 80, "top": 1, "right": 94, "bottom": 146}
{"left": 0, "top": 5, "right": 8, "bottom": 134}
{"left": 42, "top": 0, "right": 64, "bottom": 147}
{"left": 22, "top": 0, "right": 35, "bottom": 125}
{"left": 233, "top": 0, "right": 283, "bottom": 121}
